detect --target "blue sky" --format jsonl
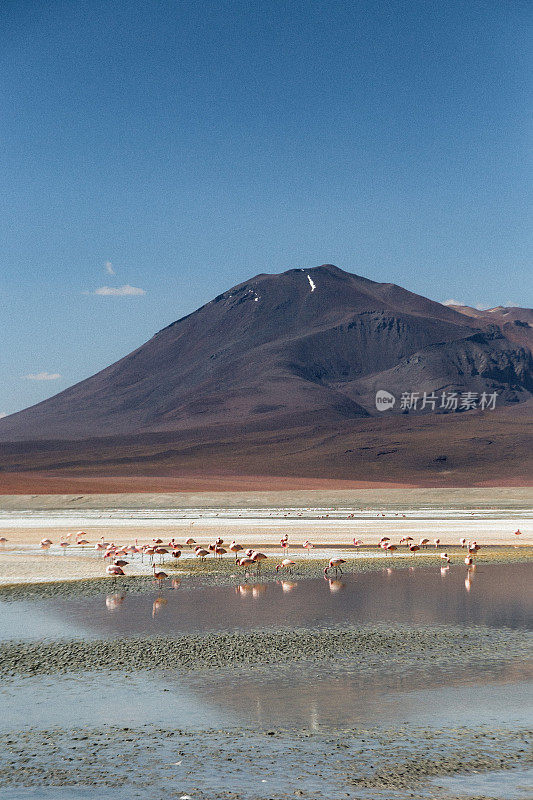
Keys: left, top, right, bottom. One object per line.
{"left": 0, "top": 0, "right": 531, "bottom": 416}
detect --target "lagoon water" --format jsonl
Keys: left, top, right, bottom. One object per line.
{"left": 1, "top": 562, "right": 531, "bottom": 642}
{"left": 0, "top": 562, "right": 531, "bottom": 800}
{"left": 0, "top": 563, "right": 531, "bottom": 732}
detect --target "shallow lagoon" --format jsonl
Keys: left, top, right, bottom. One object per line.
{"left": 1, "top": 561, "right": 531, "bottom": 799}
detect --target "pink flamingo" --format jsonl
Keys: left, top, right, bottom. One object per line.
{"left": 324, "top": 557, "right": 346, "bottom": 577}
{"left": 229, "top": 541, "right": 243, "bottom": 561}
{"left": 275, "top": 558, "right": 296, "bottom": 574}
{"left": 153, "top": 566, "right": 168, "bottom": 585}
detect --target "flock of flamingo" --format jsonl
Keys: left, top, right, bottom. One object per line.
{"left": 19, "top": 524, "right": 509, "bottom": 589}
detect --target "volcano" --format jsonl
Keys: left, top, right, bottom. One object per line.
{"left": 1, "top": 264, "right": 532, "bottom": 442}
{"left": 0, "top": 265, "right": 532, "bottom": 488}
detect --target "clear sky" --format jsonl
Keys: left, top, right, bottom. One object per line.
{"left": 0, "top": 0, "right": 531, "bottom": 416}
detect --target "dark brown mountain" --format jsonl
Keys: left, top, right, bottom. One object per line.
{"left": 0, "top": 264, "right": 532, "bottom": 445}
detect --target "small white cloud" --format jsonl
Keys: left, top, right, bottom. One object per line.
{"left": 0, "top": 412, "right": 7, "bottom": 419}
{"left": 92, "top": 284, "right": 146, "bottom": 296}
{"left": 443, "top": 299, "right": 490, "bottom": 311}
{"left": 23, "top": 372, "right": 62, "bottom": 381}
{"left": 105, "top": 261, "right": 115, "bottom": 275}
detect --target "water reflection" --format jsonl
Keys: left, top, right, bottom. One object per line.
{"left": 279, "top": 580, "right": 297, "bottom": 593}
{"left": 2, "top": 563, "right": 532, "bottom": 642}
{"left": 152, "top": 596, "right": 167, "bottom": 617}
{"left": 105, "top": 593, "right": 124, "bottom": 611}
{"left": 326, "top": 578, "right": 345, "bottom": 593}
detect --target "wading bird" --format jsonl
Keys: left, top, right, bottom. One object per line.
{"left": 324, "top": 557, "right": 346, "bottom": 577}
{"left": 275, "top": 558, "right": 296, "bottom": 575}
{"left": 229, "top": 541, "right": 243, "bottom": 561}
{"left": 153, "top": 566, "right": 168, "bottom": 585}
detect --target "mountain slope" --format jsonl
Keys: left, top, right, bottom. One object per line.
{"left": 0, "top": 264, "right": 531, "bottom": 442}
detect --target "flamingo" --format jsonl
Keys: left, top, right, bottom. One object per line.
{"left": 106, "top": 565, "right": 125, "bottom": 577}
{"left": 0, "top": 537, "right": 8, "bottom": 545}
{"left": 459, "top": 538, "right": 467, "bottom": 547}
{"left": 434, "top": 538, "right": 440, "bottom": 548}
{"left": 280, "top": 535, "right": 289, "bottom": 554}
{"left": 171, "top": 549, "right": 182, "bottom": 560}
{"left": 214, "top": 546, "right": 227, "bottom": 559}
{"left": 353, "top": 538, "right": 363, "bottom": 547}
{"left": 419, "top": 538, "right": 430, "bottom": 548}
{"left": 59, "top": 539, "right": 70, "bottom": 553}
{"left": 185, "top": 538, "right": 196, "bottom": 548}
{"left": 40, "top": 538, "right": 53, "bottom": 549}
{"left": 465, "top": 555, "right": 473, "bottom": 566}
{"left": 386, "top": 544, "right": 397, "bottom": 555}
{"left": 275, "top": 558, "right": 296, "bottom": 574}
{"left": 409, "top": 544, "right": 420, "bottom": 554}
{"left": 195, "top": 548, "right": 209, "bottom": 560}
{"left": 440, "top": 552, "right": 450, "bottom": 564}
{"left": 238, "top": 556, "right": 256, "bottom": 576}
{"left": 324, "top": 557, "right": 346, "bottom": 577}
{"left": 252, "top": 551, "right": 267, "bottom": 573}
{"left": 113, "top": 559, "right": 128, "bottom": 567}
{"left": 155, "top": 547, "right": 168, "bottom": 564}
{"left": 514, "top": 528, "right": 522, "bottom": 537}
{"left": 153, "top": 566, "right": 168, "bottom": 585}
{"left": 303, "top": 540, "right": 313, "bottom": 555}
{"left": 229, "top": 541, "right": 243, "bottom": 561}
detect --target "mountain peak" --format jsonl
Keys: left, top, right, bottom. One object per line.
{"left": 0, "top": 264, "right": 531, "bottom": 442}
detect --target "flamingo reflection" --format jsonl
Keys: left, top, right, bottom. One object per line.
{"left": 326, "top": 578, "right": 345, "bottom": 593}
{"left": 152, "top": 596, "right": 168, "bottom": 617}
{"left": 105, "top": 593, "right": 124, "bottom": 610}
{"left": 279, "top": 580, "right": 297, "bottom": 593}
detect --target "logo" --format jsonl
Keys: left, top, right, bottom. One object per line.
{"left": 375, "top": 390, "right": 396, "bottom": 411}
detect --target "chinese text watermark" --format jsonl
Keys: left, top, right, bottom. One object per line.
{"left": 375, "top": 390, "right": 498, "bottom": 412}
